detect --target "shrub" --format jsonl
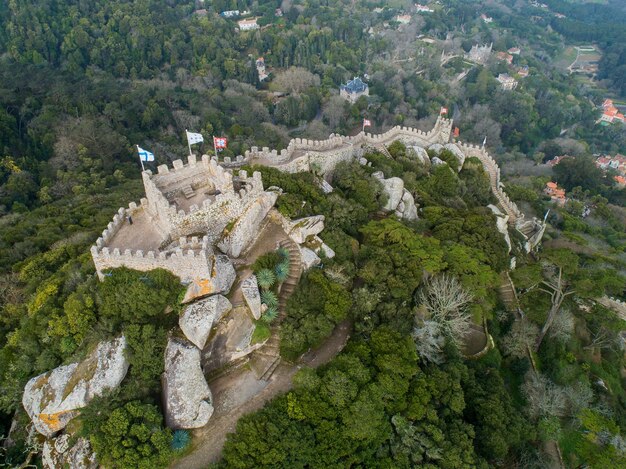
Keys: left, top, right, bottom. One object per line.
{"left": 171, "top": 429, "right": 191, "bottom": 451}
{"left": 262, "top": 307, "right": 279, "bottom": 323}
{"left": 261, "top": 290, "right": 279, "bottom": 309}
{"left": 256, "top": 268, "right": 276, "bottom": 290}
{"left": 275, "top": 261, "right": 290, "bottom": 283}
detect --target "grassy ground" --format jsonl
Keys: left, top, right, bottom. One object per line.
{"left": 250, "top": 321, "right": 270, "bottom": 344}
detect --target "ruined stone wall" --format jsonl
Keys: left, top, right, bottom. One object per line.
{"left": 91, "top": 236, "right": 212, "bottom": 283}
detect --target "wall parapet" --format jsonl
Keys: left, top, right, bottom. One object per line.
{"left": 221, "top": 115, "right": 454, "bottom": 172}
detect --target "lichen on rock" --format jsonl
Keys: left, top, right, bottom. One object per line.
{"left": 22, "top": 336, "right": 129, "bottom": 437}
{"left": 163, "top": 337, "right": 213, "bottom": 429}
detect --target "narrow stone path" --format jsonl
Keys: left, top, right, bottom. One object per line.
{"left": 498, "top": 272, "right": 520, "bottom": 315}
{"left": 170, "top": 320, "right": 351, "bottom": 469}
{"left": 249, "top": 237, "right": 302, "bottom": 380}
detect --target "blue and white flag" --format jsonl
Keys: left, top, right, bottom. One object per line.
{"left": 137, "top": 146, "right": 155, "bottom": 162}
{"left": 186, "top": 130, "right": 204, "bottom": 145}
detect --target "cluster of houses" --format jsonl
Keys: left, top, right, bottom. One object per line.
{"left": 544, "top": 181, "right": 567, "bottom": 206}
{"left": 599, "top": 99, "right": 625, "bottom": 125}
{"left": 595, "top": 154, "right": 626, "bottom": 187}
{"left": 546, "top": 153, "right": 626, "bottom": 189}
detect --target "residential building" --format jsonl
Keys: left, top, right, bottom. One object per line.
{"left": 508, "top": 47, "right": 521, "bottom": 55}
{"left": 396, "top": 14, "right": 411, "bottom": 24}
{"left": 416, "top": 4, "right": 434, "bottom": 13}
{"left": 517, "top": 65, "right": 529, "bottom": 78}
{"left": 221, "top": 10, "right": 240, "bottom": 18}
{"left": 497, "top": 73, "right": 518, "bottom": 90}
{"left": 544, "top": 182, "right": 566, "bottom": 206}
{"left": 496, "top": 51, "right": 514, "bottom": 64}
{"left": 546, "top": 155, "right": 571, "bottom": 167}
{"left": 465, "top": 43, "right": 493, "bottom": 64}
{"left": 237, "top": 18, "right": 259, "bottom": 31}
{"left": 256, "top": 57, "right": 268, "bottom": 81}
{"left": 340, "top": 77, "right": 369, "bottom": 103}
{"left": 599, "top": 99, "right": 625, "bottom": 124}
{"left": 481, "top": 14, "right": 493, "bottom": 23}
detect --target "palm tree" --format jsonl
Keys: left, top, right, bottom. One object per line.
{"left": 275, "top": 261, "right": 290, "bottom": 283}
{"left": 260, "top": 290, "right": 278, "bottom": 309}
{"left": 256, "top": 268, "right": 276, "bottom": 290}
{"left": 261, "top": 307, "right": 279, "bottom": 323}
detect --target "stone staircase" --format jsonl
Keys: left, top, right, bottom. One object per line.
{"left": 250, "top": 237, "right": 302, "bottom": 381}
{"left": 499, "top": 272, "right": 520, "bottom": 314}
{"left": 517, "top": 220, "right": 536, "bottom": 238}
{"left": 182, "top": 184, "right": 195, "bottom": 199}
{"left": 277, "top": 238, "right": 302, "bottom": 320}
{"left": 377, "top": 144, "right": 393, "bottom": 159}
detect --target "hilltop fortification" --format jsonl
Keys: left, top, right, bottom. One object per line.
{"left": 90, "top": 115, "right": 543, "bottom": 284}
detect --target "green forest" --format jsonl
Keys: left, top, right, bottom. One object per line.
{"left": 0, "top": 0, "right": 624, "bottom": 467}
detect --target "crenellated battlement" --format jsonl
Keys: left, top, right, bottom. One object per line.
{"left": 455, "top": 141, "right": 523, "bottom": 223}
{"left": 90, "top": 242, "right": 212, "bottom": 283}
{"left": 224, "top": 115, "right": 454, "bottom": 173}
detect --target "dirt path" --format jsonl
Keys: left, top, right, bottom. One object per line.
{"left": 170, "top": 320, "right": 351, "bottom": 469}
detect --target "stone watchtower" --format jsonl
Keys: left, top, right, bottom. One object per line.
{"left": 90, "top": 154, "right": 277, "bottom": 285}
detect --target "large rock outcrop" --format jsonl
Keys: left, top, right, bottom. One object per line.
{"left": 286, "top": 215, "right": 325, "bottom": 244}
{"left": 42, "top": 434, "right": 97, "bottom": 469}
{"left": 241, "top": 275, "right": 262, "bottom": 320}
{"left": 163, "top": 338, "right": 213, "bottom": 429}
{"left": 444, "top": 143, "right": 466, "bottom": 169}
{"left": 488, "top": 204, "right": 512, "bottom": 253}
{"left": 218, "top": 191, "right": 278, "bottom": 257}
{"left": 373, "top": 172, "right": 418, "bottom": 221}
{"left": 410, "top": 145, "right": 431, "bottom": 166}
{"left": 22, "top": 337, "right": 128, "bottom": 437}
{"left": 179, "top": 295, "right": 233, "bottom": 349}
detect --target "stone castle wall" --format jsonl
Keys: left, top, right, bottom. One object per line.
{"left": 91, "top": 235, "right": 212, "bottom": 283}
{"left": 224, "top": 116, "right": 453, "bottom": 174}
{"left": 141, "top": 156, "right": 265, "bottom": 244}
{"left": 455, "top": 141, "right": 523, "bottom": 224}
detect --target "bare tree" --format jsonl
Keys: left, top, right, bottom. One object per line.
{"left": 522, "top": 372, "right": 568, "bottom": 420}
{"left": 416, "top": 274, "right": 474, "bottom": 347}
{"left": 501, "top": 319, "right": 539, "bottom": 359}
{"left": 412, "top": 320, "right": 446, "bottom": 364}
{"left": 534, "top": 267, "right": 575, "bottom": 351}
{"left": 548, "top": 309, "right": 575, "bottom": 343}
{"left": 272, "top": 67, "right": 320, "bottom": 95}
{"left": 322, "top": 96, "right": 347, "bottom": 131}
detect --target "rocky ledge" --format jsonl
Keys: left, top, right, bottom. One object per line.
{"left": 22, "top": 336, "right": 128, "bottom": 437}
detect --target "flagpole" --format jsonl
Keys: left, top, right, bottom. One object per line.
{"left": 137, "top": 145, "right": 145, "bottom": 171}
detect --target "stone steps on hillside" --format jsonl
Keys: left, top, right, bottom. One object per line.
{"left": 498, "top": 272, "right": 520, "bottom": 313}
{"left": 250, "top": 238, "right": 302, "bottom": 381}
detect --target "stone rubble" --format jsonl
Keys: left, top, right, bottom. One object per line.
{"left": 42, "top": 434, "right": 97, "bottom": 469}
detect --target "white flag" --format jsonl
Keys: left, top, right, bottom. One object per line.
{"left": 482, "top": 136, "right": 487, "bottom": 147}
{"left": 137, "top": 146, "right": 154, "bottom": 162}
{"left": 186, "top": 131, "right": 204, "bottom": 145}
